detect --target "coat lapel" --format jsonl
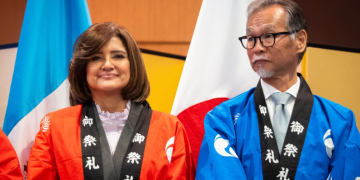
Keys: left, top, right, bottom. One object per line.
{"left": 254, "top": 74, "right": 314, "bottom": 180}
{"left": 119, "top": 101, "right": 152, "bottom": 180}
{"left": 81, "top": 100, "right": 152, "bottom": 180}
{"left": 81, "top": 101, "right": 104, "bottom": 180}
{"left": 91, "top": 102, "right": 118, "bottom": 180}
{"left": 112, "top": 101, "right": 144, "bottom": 178}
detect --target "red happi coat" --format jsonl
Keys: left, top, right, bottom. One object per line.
{"left": 27, "top": 105, "right": 195, "bottom": 180}
{"left": 0, "top": 128, "right": 22, "bottom": 180}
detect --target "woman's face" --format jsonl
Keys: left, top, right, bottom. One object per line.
{"left": 86, "top": 36, "right": 130, "bottom": 96}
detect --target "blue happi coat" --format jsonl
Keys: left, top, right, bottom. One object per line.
{"left": 196, "top": 75, "right": 360, "bottom": 180}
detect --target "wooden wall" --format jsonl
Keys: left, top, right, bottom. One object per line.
{"left": 0, "top": 0, "right": 26, "bottom": 46}
{"left": 87, "top": 0, "right": 202, "bottom": 56}
{"left": 0, "top": 0, "right": 202, "bottom": 57}
{"left": 2, "top": 0, "right": 360, "bottom": 55}
{"left": 294, "top": 0, "right": 360, "bottom": 50}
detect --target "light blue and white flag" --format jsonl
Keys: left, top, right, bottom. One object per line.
{"left": 3, "top": 0, "right": 91, "bottom": 177}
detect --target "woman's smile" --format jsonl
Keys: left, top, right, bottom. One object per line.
{"left": 98, "top": 73, "right": 119, "bottom": 79}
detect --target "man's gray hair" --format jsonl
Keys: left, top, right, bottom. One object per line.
{"left": 247, "top": 0, "right": 307, "bottom": 63}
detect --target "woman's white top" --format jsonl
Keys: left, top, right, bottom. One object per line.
{"left": 95, "top": 100, "right": 131, "bottom": 156}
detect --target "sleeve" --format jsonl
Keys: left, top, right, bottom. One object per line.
{"left": 27, "top": 115, "right": 59, "bottom": 180}
{"left": 167, "top": 120, "right": 196, "bottom": 180}
{"left": 328, "top": 111, "right": 360, "bottom": 180}
{"left": 0, "top": 128, "right": 23, "bottom": 180}
{"left": 196, "top": 104, "right": 247, "bottom": 180}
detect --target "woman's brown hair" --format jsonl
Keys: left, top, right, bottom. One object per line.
{"left": 68, "top": 22, "right": 150, "bottom": 106}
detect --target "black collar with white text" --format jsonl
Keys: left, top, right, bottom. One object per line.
{"left": 254, "top": 74, "right": 314, "bottom": 180}
{"left": 80, "top": 100, "right": 152, "bottom": 180}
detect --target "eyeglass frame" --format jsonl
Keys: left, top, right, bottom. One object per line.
{"left": 238, "top": 31, "right": 298, "bottom": 50}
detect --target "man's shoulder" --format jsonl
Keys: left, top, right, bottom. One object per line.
{"left": 223, "top": 87, "right": 256, "bottom": 106}
{"left": 210, "top": 88, "right": 256, "bottom": 115}
{"left": 313, "top": 95, "right": 354, "bottom": 119}
{"left": 221, "top": 88, "right": 255, "bottom": 106}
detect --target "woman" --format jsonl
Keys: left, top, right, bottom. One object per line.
{"left": 28, "top": 22, "right": 195, "bottom": 180}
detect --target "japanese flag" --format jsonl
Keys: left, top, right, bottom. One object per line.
{"left": 171, "top": 0, "right": 258, "bottom": 165}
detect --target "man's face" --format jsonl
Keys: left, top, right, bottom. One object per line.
{"left": 246, "top": 5, "right": 299, "bottom": 79}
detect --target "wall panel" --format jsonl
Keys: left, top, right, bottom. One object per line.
{"left": 142, "top": 53, "right": 185, "bottom": 113}
{"left": 294, "top": 0, "right": 360, "bottom": 50}
{"left": 87, "top": 0, "right": 202, "bottom": 56}
{"left": 2, "top": 1, "right": 360, "bottom": 54}
{"left": 0, "top": 48, "right": 17, "bottom": 128}
{"left": 0, "top": 0, "right": 26, "bottom": 45}
{"left": 306, "top": 47, "right": 360, "bottom": 130}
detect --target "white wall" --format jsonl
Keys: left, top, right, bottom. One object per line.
{"left": 0, "top": 47, "right": 17, "bottom": 128}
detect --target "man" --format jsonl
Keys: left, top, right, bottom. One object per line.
{"left": 0, "top": 128, "right": 22, "bottom": 180}
{"left": 196, "top": 0, "right": 360, "bottom": 179}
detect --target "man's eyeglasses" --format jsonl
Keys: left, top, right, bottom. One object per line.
{"left": 238, "top": 31, "right": 294, "bottom": 50}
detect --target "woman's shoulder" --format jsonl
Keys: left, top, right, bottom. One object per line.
{"left": 150, "top": 110, "right": 189, "bottom": 131}
{"left": 38, "top": 105, "right": 83, "bottom": 134}
{"left": 46, "top": 104, "right": 82, "bottom": 119}
{"left": 151, "top": 111, "right": 178, "bottom": 122}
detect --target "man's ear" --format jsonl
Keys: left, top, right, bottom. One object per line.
{"left": 296, "top": 29, "right": 307, "bottom": 53}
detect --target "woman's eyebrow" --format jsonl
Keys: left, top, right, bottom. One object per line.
{"left": 110, "top": 50, "right": 126, "bottom": 54}
{"left": 93, "top": 52, "right": 102, "bottom": 55}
